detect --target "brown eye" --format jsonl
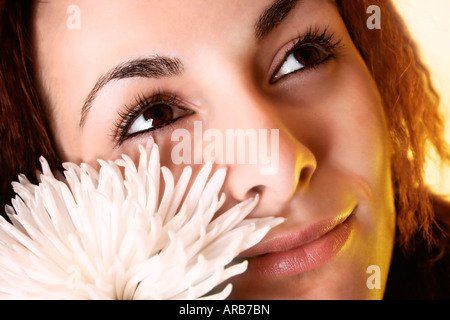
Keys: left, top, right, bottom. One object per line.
{"left": 128, "top": 103, "right": 189, "bottom": 135}
{"left": 273, "top": 44, "right": 331, "bottom": 81}
{"left": 293, "top": 45, "right": 327, "bottom": 67}
{"left": 143, "top": 104, "right": 173, "bottom": 127}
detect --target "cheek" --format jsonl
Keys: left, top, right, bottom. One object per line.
{"left": 282, "top": 54, "right": 391, "bottom": 188}
{"left": 327, "top": 62, "right": 391, "bottom": 191}
{"left": 311, "top": 55, "right": 396, "bottom": 246}
{"left": 275, "top": 49, "right": 396, "bottom": 238}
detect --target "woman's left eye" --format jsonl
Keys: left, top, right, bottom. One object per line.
{"left": 273, "top": 44, "right": 332, "bottom": 81}
{"left": 128, "top": 103, "right": 189, "bottom": 135}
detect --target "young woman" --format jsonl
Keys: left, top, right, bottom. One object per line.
{"left": 0, "top": 0, "right": 449, "bottom": 299}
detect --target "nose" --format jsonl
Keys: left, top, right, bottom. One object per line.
{"left": 217, "top": 89, "right": 317, "bottom": 218}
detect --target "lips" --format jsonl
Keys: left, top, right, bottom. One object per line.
{"left": 238, "top": 208, "right": 356, "bottom": 279}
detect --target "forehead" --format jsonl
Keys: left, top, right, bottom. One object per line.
{"left": 32, "top": 0, "right": 339, "bottom": 76}
{"left": 33, "top": 0, "right": 340, "bottom": 58}
{"left": 32, "top": 0, "right": 338, "bottom": 117}
{"left": 33, "top": 0, "right": 269, "bottom": 45}
{"left": 32, "top": 0, "right": 272, "bottom": 105}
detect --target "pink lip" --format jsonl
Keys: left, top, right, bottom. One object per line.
{"left": 239, "top": 209, "right": 355, "bottom": 279}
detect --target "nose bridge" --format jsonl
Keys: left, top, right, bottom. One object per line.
{"left": 210, "top": 76, "right": 317, "bottom": 215}
{"left": 209, "top": 70, "right": 278, "bottom": 133}
{"left": 224, "top": 80, "right": 275, "bottom": 130}
{"left": 228, "top": 86, "right": 305, "bottom": 175}
{"left": 214, "top": 77, "right": 297, "bottom": 170}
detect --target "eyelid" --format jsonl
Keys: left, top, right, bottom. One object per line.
{"left": 268, "top": 38, "right": 301, "bottom": 82}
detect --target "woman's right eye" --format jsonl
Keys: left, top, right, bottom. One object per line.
{"left": 115, "top": 93, "right": 194, "bottom": 146}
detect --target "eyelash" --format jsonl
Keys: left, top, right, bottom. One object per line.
{"left": 271, "top": 26, "right": 343, "bottom": 81}
{"left": 113, "top": 91, "right": 191, "bottom": 146}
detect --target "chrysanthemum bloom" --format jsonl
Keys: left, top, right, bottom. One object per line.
{"left": 0, "top": 144, "right": 283, "bottom": 300}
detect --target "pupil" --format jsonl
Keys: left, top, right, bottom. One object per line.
{"left": 294, "top": 46, "right": 321, "bottom": 66}
{"left": 143, "top": 105, "right": 173, "bottom": 126}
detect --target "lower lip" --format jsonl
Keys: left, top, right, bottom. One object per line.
{"left": 244, "top": 215, "right": 355, "bottom": 279}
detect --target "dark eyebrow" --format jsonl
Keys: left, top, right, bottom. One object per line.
{"left": 255, "top": 0, "right": 302, "bottom": 41}
{"left": 79, "top": 56, "right": 183, "bottom": 127}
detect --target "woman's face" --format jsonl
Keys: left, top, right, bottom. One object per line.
{"left": 33, "top": 0, "right": 396, "bottom": 299}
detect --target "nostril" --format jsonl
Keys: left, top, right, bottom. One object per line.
{"left": 248, "top": 185, "right": 265, "bottom": 198}
{"left": 299, "top": 166, "right": 315, "bottom": 186}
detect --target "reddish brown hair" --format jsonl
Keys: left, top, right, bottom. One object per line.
{"left": 336, "top": 0, "right": 450, "bottom": 253}
{"left": 0, "top": 0, "right": 61, "bottom": 213}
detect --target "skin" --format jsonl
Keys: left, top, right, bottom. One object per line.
{"left": 33, "top": 0, "right": 396, "bottom": 299}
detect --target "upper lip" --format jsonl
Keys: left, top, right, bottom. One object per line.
{"left": 238, "top": 208, "right": 355, "bottom": 259}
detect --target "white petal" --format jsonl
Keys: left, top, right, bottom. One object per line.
{"left": 0, "top": 144, "right": 284, "bottom": 300}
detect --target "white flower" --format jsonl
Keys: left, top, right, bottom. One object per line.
{"left": 0, "top": 144, "right": 283, "bottom": 300}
